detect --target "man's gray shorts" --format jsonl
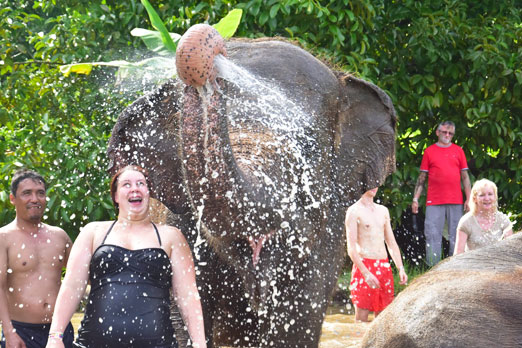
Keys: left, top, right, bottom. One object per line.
{"left": 424, "top": 204, "right": 463, "bottom": 266}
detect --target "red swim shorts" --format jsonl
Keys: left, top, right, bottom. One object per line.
{"left": 349, "top": 258, "right": 395, "bottom": 312}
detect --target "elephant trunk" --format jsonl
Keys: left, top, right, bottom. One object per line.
{"left": 175, "top": 24, "right": 227, "bottom": 88}
{"left": 181, "top": 86, "right": 242, "bottom": 240}
{"left": 177, "top": 26, "right": 280, "bottom": 248}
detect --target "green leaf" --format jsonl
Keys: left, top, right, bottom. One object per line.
{"left": 258, "top": 12, "right": 269, "bottom": 26}
{"left": 60, "top": 57, "right": 175, "bottom": 79}
{"left": 515, "top": 71, "right": 522, "bottom": 85}
{"left": 59, "top": 63, "right": 93, "bottom": 77}
{"left": 0, "top": 191, "right": 7, "bottom": 203}
{"left": 433, "top": 91, "right": 443, "bottom": 107}
{"left": 140, "top": 0, "right": 176, "bottom": 53}
{"left": 59, "top": 61, "right": 132, "bottom": 76}
{"left": 213, "top": 9, "right": 243, "bottom": 39}
{"left": 269, "top": 4, "right": 279, "bottom": 18}
{"left": 130, "top": 28, "right": 181, "bottom": 55}
{"left": 411, "top": 75, "right": 422, "bottom": 85}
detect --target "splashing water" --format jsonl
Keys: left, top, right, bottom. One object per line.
{"left": 214, "top": 54, "right": 315, "bottom": 134}
{"left": 214, "top": 54, "right": 321, "bottom": 210}
{"left": 188, "top": 54, "right": 324, "bottom": 260}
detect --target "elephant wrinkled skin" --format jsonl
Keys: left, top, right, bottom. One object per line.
{"left": 362, "top": 233, "right": 522, "bottom": 348}
{"left": 107, "top": 38, "right": 397, "bottom": 348}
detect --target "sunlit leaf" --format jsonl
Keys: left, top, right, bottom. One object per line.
{"left": 59, "top": 63, "right": 92, "bottom": 76}
{"left": 213, "top": 9, "right": 243, "bottom": 39}
{"left": 130, "top": 28, "right": 181, "bottom": 55}
{"left": 59, "top": 61, "right": 132, "bottom": 76}
{"left": 140, "top": 0, "right": 177, "bottom": 53}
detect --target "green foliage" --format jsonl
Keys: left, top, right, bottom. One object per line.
{"left": 373, "top": 1, "right": 522, "bottom": 230}
{"left": 1, "top": 0, "right": 521, "bottom": 242}
{"left": 0, "top": 1, "right": 148, "bottom": 238}
{"left": 141, "top": 0, "right": 177, "bottom": 53}
{"left": 58, "top": 5, "right": 241, "bottom": 77}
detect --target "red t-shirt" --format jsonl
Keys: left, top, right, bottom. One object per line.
{"left": 420, "top": 143, "right": 468, "bottom": 205}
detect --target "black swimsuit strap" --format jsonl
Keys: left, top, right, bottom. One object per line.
{"left": 101, "top": 221, "right": 162, "bottom": 247}
{"left": 101, "top": 221, "right": 118, "bottom": 244}
{"left": 152, "top": 222, "right": 162, "bottom": 246}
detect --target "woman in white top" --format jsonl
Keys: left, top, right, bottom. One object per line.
{"left": 454, "top": 178, "right": 513, "bottom": 254}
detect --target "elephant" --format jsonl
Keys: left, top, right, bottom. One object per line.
{"left": 361, "top": 232, "right": 522, "bottom": 348}
{"left": 107, "top": 33, "right": 397, "bottom": 348}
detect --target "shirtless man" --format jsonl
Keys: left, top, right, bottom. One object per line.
{"left": 345, "top": 187, "right": 408, "bottom": 322}
{"left": 0, "top": 170, "right": 74, "bottom": 348}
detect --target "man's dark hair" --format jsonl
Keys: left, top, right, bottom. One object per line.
{"left": 438, "top": 120, "right": 455, "bottom": 129}
{"left": 10, "top": 169, "right": 47, "bottom": 196}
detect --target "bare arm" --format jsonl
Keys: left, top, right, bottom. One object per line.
{"left": 383, "top": 209, "right": 408, "bottom": 285}
{"left": 454, "top": 229, "right": 468, "bottom": 255}
{"left": 0, "top": 232, "right": 27, "bottom": 348}
{"left": 170, "top": 229, "right": 206, "bottom": 348}
{"left": 412, "top": 171, "right": 427, "bottom": 214}
{"left": 501, "top": 215, "right": 513, "bottom": 239}
{"left": 461, "top": 170, "right": 471, "bottom": 212}
{"left": 345, "top": 206, "right": 380, "bottom": 289}
{"left": 62, "top": 231, "right": 73, "bottom": 267}
{"left": 46, "top": 225, "right": 95, "bottom": 348}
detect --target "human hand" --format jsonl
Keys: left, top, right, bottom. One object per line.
{"left": 45, "top": 337, "right": 65, "bottom": 348}
{"left": 463, "top": 198, "right": 470, "bottom": 212}
{"left": 399, "top": 267, "right": 408, "bottom": 285}
{"left": 412, "top": 201, "right": 419, "bottom": 214}
{"left": 192, "top": 343, "right": 207, "bottom": 348}
{"left": 364, "top": 272, "right": 380, "bottom": 289}
{"left": 5, "top": 330, "right": 27, "bottom": 348}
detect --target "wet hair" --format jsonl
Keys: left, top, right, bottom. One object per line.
{"left": 10, "top": 169, "right": 47, "bottom": 196}
{"left": 110, "top": 165, "right": 151, "bottom": 211}
{"left": 437, "top": 120, "right": 455, "bottom": 130}
{"left": 469, "top": 178, "right": 498, "bottom": 215}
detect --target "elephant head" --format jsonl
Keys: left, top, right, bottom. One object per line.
{"left": 107, "top": 29, "right": 396, "bottom": 348}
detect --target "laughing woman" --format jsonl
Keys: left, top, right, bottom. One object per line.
{"left": 454, "top": 178, "right": 513, "bottom": 254}
{"left": 46, "top": 165, "right": 206, "bottom": 348}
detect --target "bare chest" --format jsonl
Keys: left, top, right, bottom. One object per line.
{"left": 357, "top": 212, "right": 385, "bottom": 233}
{"left": 7, "top": 236, "right": 66, "bottom": 275}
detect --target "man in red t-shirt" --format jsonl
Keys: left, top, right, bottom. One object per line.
{"left": 411, "top": 121, "right": 471, "bottom": 266}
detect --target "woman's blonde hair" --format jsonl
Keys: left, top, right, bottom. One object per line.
{"left": 469, "top": 178, "right": 498, "bottom": 215}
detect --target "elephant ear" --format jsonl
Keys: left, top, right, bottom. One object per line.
{"left": 334, "top": 73, "right": 397, "bottom": 204}
{"left": 107, "top": 79, "right": 190, "bottom": 214}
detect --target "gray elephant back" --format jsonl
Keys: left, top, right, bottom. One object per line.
{"left": 362, "top": 233, "right": 522, "bottom": 348}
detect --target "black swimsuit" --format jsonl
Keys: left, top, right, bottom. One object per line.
{"left": 74, "top": 222, "right": 177, "bottom": 348}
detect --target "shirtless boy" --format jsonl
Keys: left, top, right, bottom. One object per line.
{"left": 0, "top": 170, "right": 74, "bottom": 348}
{"left": 345, "top": 187, "right": 408, "bottom": 322}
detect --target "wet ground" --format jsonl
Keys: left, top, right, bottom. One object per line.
{"left": 319, "top": 306, "right": 372, "bottom": 348}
